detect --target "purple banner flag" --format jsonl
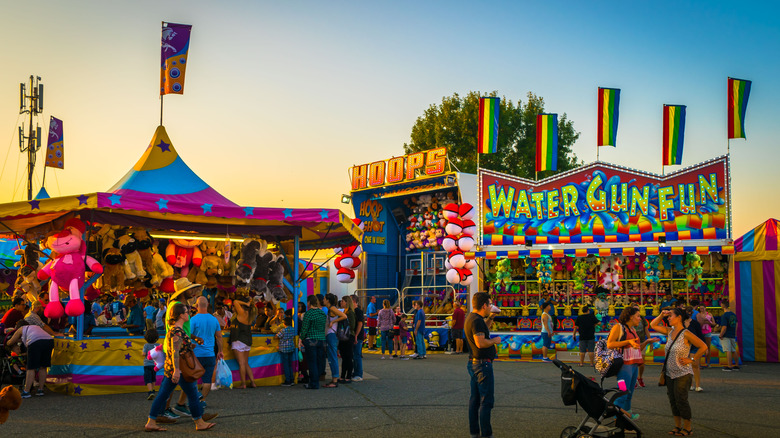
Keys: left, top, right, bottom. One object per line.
{"left": 45, "top": 116, "right": 64, "bottom": 169}
{"left": 160, "top": 22, "right": 192, "bottom": 95}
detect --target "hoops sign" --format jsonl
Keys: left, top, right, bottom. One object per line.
{"left": 350, "top": 147, "right": 447, "bottom": 191}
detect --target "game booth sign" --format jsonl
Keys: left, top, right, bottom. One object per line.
{"left": 465, "top": 156, "right": 737, "bottom": 363}
{"left": 0, "top": 126, "right": 362, "bottom": 395}
{"left": 348, "top": 147, "right": 479, "bottom": 348}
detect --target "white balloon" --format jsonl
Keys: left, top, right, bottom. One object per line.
{"left": 446, "top": 268, "right": 461, "bottom": 285}
{"left": 449, "top": 251, "right": 466, "bottom": 269}
{"left": 352, "top": 246, "right": 363, "bottom": 257}
{"left": 444, "top": 259, "right": 453, "bottom": 270}
{"left": 460, "top": 275, "right": 473, "bottom": 286}
{"left": 457, "top": 235, "right": 474, "bottom": 252}
{"left": 464, "top": 259, "right": 476, "bottom": 269}
{"left": 442, "top": 235, "right": 458, "bottom": 252}
{"left": 461, "top": 219, "right": 477, "bottom": 236}
{"left": 445, "top": 219, "right": 463, "bottom": 236}
{"left": 443, "top": 203, "right": 460, "bottom": 220}
{"left": 458, "top": 203, "right": 476, "bottom": 221}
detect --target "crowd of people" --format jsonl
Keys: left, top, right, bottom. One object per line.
{"left": 1, "top": 281, "right": 743, "bottom": 435}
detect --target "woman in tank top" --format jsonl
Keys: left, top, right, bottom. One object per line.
{"left": 651, "top": 307, "right": 706, "bottom": 437}
{"left": 606, "top": 306, "right": 644, "bottom": 418}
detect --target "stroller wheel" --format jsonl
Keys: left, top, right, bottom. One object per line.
{"left": 560, "top": 426, "right": 577, "bottom": 438}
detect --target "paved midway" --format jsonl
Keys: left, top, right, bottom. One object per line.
{"left": 2, "top": 353, "right": 779, "bottom": 437}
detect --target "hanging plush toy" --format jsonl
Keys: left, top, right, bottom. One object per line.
{"left": 685, "top": 253, "right": 703, "bottom": 289}
{"left": 13, "top": 243, "right": 44, "bottom": 301}
{"left": 165, "top": 238, "right": 203, "bottom": 277}
{"left": 494, "top": 258, "right": 512, "bottom": 286}
{"left": 116, "top": 234, "right": 147, "bottom": 282}
{"left": 443, "top": 203, "right": 476, "bottom": 287}
{"left": 572, "top": 259, "right": 590, "bottom": 290}
{"left": 643, "top": 255, "right": 660, "bottom": 283}
{"left": 536, "top": 256, "right": 553, "bottom": 284}
{"left": 38, "top": 218, "right": 104, "bottom": 318}
{"left": 100, "top": 248, "right": 126, "bottom": 293}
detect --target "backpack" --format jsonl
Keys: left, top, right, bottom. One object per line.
{"left": 594, "top": 324, "right": 626, "bottom": 378}
{"left": 336, "top": 318, "right": 352, "bottom": 342}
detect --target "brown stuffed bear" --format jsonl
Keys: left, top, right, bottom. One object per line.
{"left": 101, "top": 248, "right": 126, "bottom": 292}
{"left": 0, "top": 385, "right": 22, "bottom": 424}
{"left": 130, "top": 228, "right": 155, "bottom": 275}
{"left": 115, "top": 234, "right": 147, "bottom": 282}
{"left": 200, "top": 242, "right": 226, "bottom": 288}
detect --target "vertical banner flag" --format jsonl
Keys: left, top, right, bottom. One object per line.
{"left": 536, "top": 113, "right": 558, "bottom": 171}
{"left": 662, "top": 105, "right": 686, "bottom": 166}
{"left": 160, "top": 22, "right": 192, "bottom": 95}
{"left": 45, "top": 116, "right": 64, "bottom": 169}
{"left": 478, "top": 97, "right": 500, "bottom": 154}
{"left": 597, "top": 87, "right": 620, "bottom": 147}
{"left": 728, "top": 77, "right": 752, "bottom": 139}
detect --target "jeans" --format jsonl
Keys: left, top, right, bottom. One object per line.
{"left": 352, "top": 340, "right": 363, "bottom": 378}
{"left": 615, "top": 363, "right": 639, "bottom": 412}
{"left": 149, "top": 375, "right": 203, "bottom": 420}
{"left": 467, "top": 361, "right": 494, "bottom": 437}
{"left": 304, "top": 339, "right": 325, "bottom": 389}
{"left": 380, "top": 330, "right": 393, "bottom": 355}
{"left": 666, "top": 373, "right": 692, "bottom": 420}
{"left": 326, "top": 333, "right": 339, "bottom": 378}
{"left": 280, "top": 351, "right": 294, "bottom": 384}
{"left": 415, "top": 332, "right": 426, "bottom": 356}
{"left": 338, "top": 340, "right": 354, "bottom": 379}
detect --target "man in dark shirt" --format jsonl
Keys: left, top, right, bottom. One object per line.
{"left": 464, "top": 292, "right": 500, "bottom": 438}
{"left": 451, "top": 301, "right": 466, "bottom": 354}
{"left": 2, "top": 297, "right": 27, "bottom": 333}
{"left": 573, "top": 305, "right": 599, "bottom": 367}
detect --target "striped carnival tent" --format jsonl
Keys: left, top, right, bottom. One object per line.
{"left": 733, "top": 219, "right": 780, "bottom": 362}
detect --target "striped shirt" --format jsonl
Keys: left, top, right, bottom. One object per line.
{"left": 300, "top": 308, "right": 327, "bottom": 341}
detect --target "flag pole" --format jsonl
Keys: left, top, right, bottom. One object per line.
{"left": 160, "top": 95, "right": 164, "bottom": 126}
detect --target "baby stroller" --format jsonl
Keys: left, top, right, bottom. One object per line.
{"left": 553, "top": 359, "right": 642, "bottom": 438}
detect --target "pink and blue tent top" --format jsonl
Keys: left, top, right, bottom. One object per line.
{"left": 0, "top": 126, "right": 361, "bottom": 250}
{"left": 732, "top": 218, "right": 780, "bottom": 362}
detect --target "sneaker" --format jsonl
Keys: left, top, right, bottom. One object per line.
{"left": 630, "top": 413, "right": 640, "bottom": 420}
{"left": 162, "top": 408, "right": 180, "bottom": 420}
{"left": 172, "top": 404, "right": 191, "bottom": 417}
{"left": 695, "top": 386, "right": 703, "bottom": 392}
{"left": 733, "top": 366, "right": 741, "bottom": 371}
{"left": 401, "top": 356, "right": 410, "bottom": 360}
{"left": 690, "top": 385, "right": 695, "bottom": 391}
{"left": 541, "top": 357, "right": 552, "bottom": 362}
{"left": 389, "top": 356, "right": 395, "bottom": 360}
{"left": 637, "top": 378, "right": 645, "bottom": 388}
{"left": 20, "top": 391, "right": 32, "bottom": 399}
{"left": 392, "top": 354, "right": 398, "bottom": 358}
{"left": 413, "top": 356, "right": 422, "bottom": 360}
{"left": 380, "top": 356, "right": 386, "bottom": 360}
{"left": 722, "top": 367, "right": 732, "bottom": 372}
{"left": 147, "top": 391, "right": 156, "bottom": 401}
{"left": 281, "top": 382, "right": 294, "bottom": 387}
{"left": 409, "top": 353, "right": 418, "bottom": 358}
{"left": 352, "top": 377, "right": 363, "bottom": 382}
{"left": 36, "top": 389, "right": 44, "bottom": 396}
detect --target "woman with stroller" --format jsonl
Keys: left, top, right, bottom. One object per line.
{"left": 650, "top": 308, "right": 706, "bottom": 436}
{"left": 606, "top": 306, "right": 644, "bottom": 419}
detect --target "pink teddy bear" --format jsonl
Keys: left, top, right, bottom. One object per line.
{"left": 147, "top": 345, "right": 165, "bottom": 372}
{"left": 38, "top": 218, "right": 103, "bottom": 318}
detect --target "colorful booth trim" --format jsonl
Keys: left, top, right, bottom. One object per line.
{"left": 47, "top": 335, "right": 288, "bottom": 396}
{"left": 466, "top": 245, "right": 734, "bottom": 259}
{"left": 733, "top": 218, "right": 780, "bottom": 362}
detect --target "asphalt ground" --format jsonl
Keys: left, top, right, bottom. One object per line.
{"left": 2, "top": 352, "right": 779, "bottom": 437}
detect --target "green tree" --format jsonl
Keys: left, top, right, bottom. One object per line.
{"left": 403, "top": 91, "right": 581, "bottom": 179}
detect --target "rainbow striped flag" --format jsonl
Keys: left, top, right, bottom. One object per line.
{"left": 478, "top": 97, "right": 500, "bottom": 154}
{"left": 662, "top": 105, "right": 686, "bottom": 166}
{"left": 536, "top": 113, "right": 558, "bottom": 171}
{"left": 597, "top": 87, "right": 620, "bottom": 147}
{"left": 728, "top": 77, "right": 751, "bottom": 139}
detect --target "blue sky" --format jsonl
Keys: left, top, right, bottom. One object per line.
{"left": 0, "top": 1, "right": 777, "bottom": 237}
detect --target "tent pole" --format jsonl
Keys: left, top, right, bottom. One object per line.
{"left": 293, "top": 234, "right": 300, "bottom": 381}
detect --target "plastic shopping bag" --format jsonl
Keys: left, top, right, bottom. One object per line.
{"left": 216, "top": 358, "right": 233, "bottom": 389}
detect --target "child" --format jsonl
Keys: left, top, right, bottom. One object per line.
{"left": 276, "top": 315, "right": 296, "bottom": 386}
{"left": 142, "top": 329, "right": 160, "bottom": 400}
{"left": 9, "top": 342, "right": 25, "bottom": 376}
{"left": 397, "top": 311, "right": 409, "bottom": 360}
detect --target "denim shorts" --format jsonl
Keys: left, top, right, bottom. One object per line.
{"left": 144, "top": 365, "right": 157, "bottom": 385}
{"left": 197, "top": 356, "right": 217, "bottom": 384}
{"left": 541, "top": 332, "right": 553, "bottom": 349}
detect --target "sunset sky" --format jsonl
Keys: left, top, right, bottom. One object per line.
{"left": 0, "top": 1, "right": 777, "bottom": 238}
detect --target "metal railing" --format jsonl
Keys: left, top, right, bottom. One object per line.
{"left": 400, "top": 284, "right": 462, "bottom": 328}
{"left": 354, "top": 287, "right": 401, "bottom": 310}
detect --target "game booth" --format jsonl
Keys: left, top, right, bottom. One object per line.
{"left": 462, "top": 156, "right": 737, "bottom": 363}
{"left": 732, "top": 218, "right": 780, "bottom": 363}
{"left": 347, "top": 147, "right": 479, "bottom": 349}
{"left": 0, "top": 126, "right": 361, "bottom": 395}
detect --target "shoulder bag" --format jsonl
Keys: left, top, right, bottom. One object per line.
{"left": 180, "top": 349, "right": 205, "bottom": 382}
{"left": 658, "top": 328, "right": 686, "bottom": 386}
